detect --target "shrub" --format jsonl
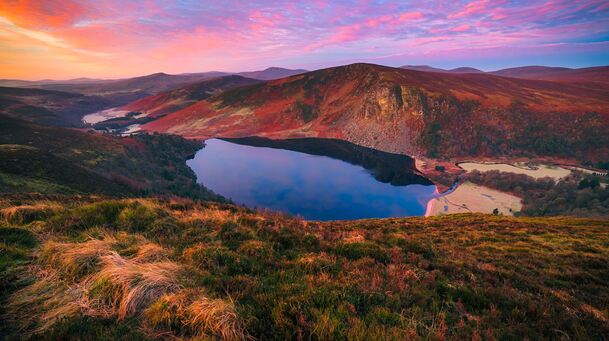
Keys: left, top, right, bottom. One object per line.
{"left": 0, "top": 227, "right": 37, "bottom": 248}
{"left": 1, "top": 204, "right": 58, "bottom": 225}
{"left": 48, "top": 200, "right": 128, "bottom": 231}
{"left": 334, "top": 242, "right": 389, "bottom": 264}
{"left": 219, "top": 221, "right": 254, "bottom": 249}
{"left": 117, "top": 202, "right": 159, "bottom": 232}
{"left": 146, "top": 291, "right": 248, "bottom": 340}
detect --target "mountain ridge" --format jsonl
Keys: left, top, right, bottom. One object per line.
{"left": 140, "top": 63, "right": 609, "bottom": 160}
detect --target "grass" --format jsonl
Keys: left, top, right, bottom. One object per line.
{"left": 1, "top": 196, "right": 608, "bottom": 340}
{"left": 0, "top": 114, "right": 220, "bottom": 200}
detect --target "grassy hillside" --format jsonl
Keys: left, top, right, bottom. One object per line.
{"left": 1, "top": 196, "right": 608, "bottom": 340}
{"left": 0, "top": 86, "right": 112, "bottom": 127}
{"left": 0, "top": 115, "right": 217, "bottom": 199}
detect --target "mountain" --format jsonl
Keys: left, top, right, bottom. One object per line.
{"left": 0, "top": 77, "right": 109, "bottom": 88}
{"left": 0, "top": 68, "right": 307, "bottom": 124}
{"left": 141, "top": 63, "right": 609, "bottom": 160}
{"left": 120, "top": 75, "right": 262, "bottom": 119}
{"left": 400, "top": 65, "right": 448, "bottom": 72}
{"left": 490, "top": 65, "right": 609, "bottom": 83}
{"left": 236, "top": 67, "right": 308, "bottom": 80}
{"left": 448, "top": 67, "right": 484, "bottom": 73}
{"left": 400, "top": 65, "right": 483, "bottom": 73}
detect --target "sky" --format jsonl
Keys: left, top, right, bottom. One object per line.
{"left": 1, "top": 0, "right": 608, "bottom": 80}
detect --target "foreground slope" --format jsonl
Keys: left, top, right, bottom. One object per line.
{"left": 1, "top": 196, "right": 608, "bottom": 340}
{"left": 142, "top": 63, "right": 609, "bottom": 161}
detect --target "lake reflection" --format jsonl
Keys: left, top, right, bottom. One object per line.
{"left": 187, "top": 138, "right": 437, "bottom": 220}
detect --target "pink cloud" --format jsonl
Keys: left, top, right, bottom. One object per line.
{"left": 451, "top": 24, "right": 471, "bottom": 32}
{"left": 448, "top": 0, "right": 491, "bottom": 19}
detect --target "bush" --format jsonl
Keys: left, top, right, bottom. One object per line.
{"left": 49, "top": 200, "right": 128, "bottom": 231}
{"left": 334, "top": 242, "right": 389, "bottom": 263}
{"left": 117, "top": 203, "right": 159, "bottom": 232}
{"left": 1, "top": 204, "right": 57, "bottom": 225}
{"left": 0, "top": 227, "right": 37, "bottom": 248}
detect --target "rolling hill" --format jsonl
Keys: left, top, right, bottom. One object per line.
{"left": 489, "top": 65, "right": 609, "bottom": 83}
{"left": 141, "top": 63, "right": 609, "bottom": 161}
{"left": 400, "top": 65, "right": 484, "bottom": 73}
{"left": 0, "top": 86, "right": 113, "bottom": 127}
{"left": 119, "top": 75, "right": 263, "bottom": 119}
{"left": 400, "top": 64, "right": 609, "bottom": 84}
{"left": 0, "top": 114, "right": 216, "bottom": 199}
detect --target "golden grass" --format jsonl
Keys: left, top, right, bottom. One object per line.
{"left": 39, "top": 238, "right": 114, "bottom": 280}
{"left": 146, "top": 291, "right": 249, "bottom": 340}
{"left": 86, "top": 252, "right": 182, "bottom": 319}
{"left": 6, "top": 267, "right": 81, "bottom": 334}
{"left": 1, "top": 203, "right": 60, "bottom": 225}
{"left": 12, "top": 227, "right": 249, "bottom": 339}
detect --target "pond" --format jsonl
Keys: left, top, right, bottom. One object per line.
{"left": 187, "top": 137, "right": 438, "bottom": 220}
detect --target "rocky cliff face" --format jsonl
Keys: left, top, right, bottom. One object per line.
{"left": 142, "top": 63, "right": 609, "bottom": 160}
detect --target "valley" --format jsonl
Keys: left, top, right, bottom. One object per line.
{"left": 2, "top": 62, "right": 609, "bottom": 340}
{"left": 3, "top": 2, "right": 609, "bottom": 339}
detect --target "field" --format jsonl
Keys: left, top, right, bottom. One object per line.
{"left": 426, "top": 182, "right": 522, "bottom": 216}
{"left": 457, "top": 162, "right": 571, "bottom": 180}
{"left": 1, "top": 195, "right": 608, "bottom": 340}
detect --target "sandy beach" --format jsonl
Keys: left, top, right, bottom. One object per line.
{"left": 426, "top": 182, "right": 522, "bottom": 216}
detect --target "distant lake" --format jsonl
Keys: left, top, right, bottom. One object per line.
{"left": 187, "top": 138, "right": 437, "bottom": 220}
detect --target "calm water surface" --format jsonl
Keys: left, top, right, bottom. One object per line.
{"left": 187, "top": 138, "right": 437, "bottom": 220}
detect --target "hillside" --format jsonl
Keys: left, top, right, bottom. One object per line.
{"left": 490, "top": 65, "right": 609, "bottom": 83}
{"left": 0, "top": 115, "right": 215, "bottom": 199}
{"left": 400, "top": 65, "right": 484, "bottom": 73}
{"left": 141, "top": 63, "right": 609, "bottom": 161}
{"left": 1, "top": 196, "right": 608, "bottom": 340}
{"left": 236, "top": 67, "right": 308, "bottom": 80}
{"left": 0, "top": 87, "right": 113, "bottom": 127}
{"left": 123, "top": 75, "right": 261, "bottom": 117}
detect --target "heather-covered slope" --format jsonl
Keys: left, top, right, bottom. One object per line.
{"left": 120, "top": 75, "right": 262, "bottom": 119}
{"left": 0, "top": 115, "right": 215, "bottom": 199}
{"left": 142, "top": 63, "right": 609, "bottom": 161}
{"left": 0, "top": 86, "right": 113, "bottom": 127}
{"left": 490, "top": 65, "right": 609, "bottom": 84}
{"left": 1, "top": 196, "right": 608, "bottom": 340}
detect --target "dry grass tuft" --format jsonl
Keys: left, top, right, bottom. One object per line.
{"left": 39, "top": 238, "right": 115, "bottom": 280}
{"left": 6, "top": 267, "right": 81, "bottom": 334}
{"left": 85, "top": 251, "right": 182, "bottom": 319}
{"left": 187, "top": 296, "right": 249, "bottom": 340}
{"left": 1, "top": 203, "right": 60, "bottom": 225}
{"left": 189, "top": 208, "right": 238, "bottom": 224}
{"left": 133, "top": 243, "right": 170, "bottom": 262}
{"left": 146, "top": 290, "right": 250, "bottom": 340}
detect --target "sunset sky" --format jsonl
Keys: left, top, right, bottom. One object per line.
{"left": 1, "top": 0, "right": 608, "bottom": 80}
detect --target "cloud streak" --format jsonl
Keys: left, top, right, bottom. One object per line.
{"left": 0, "top": 0, "right": 608, "bottom": 79}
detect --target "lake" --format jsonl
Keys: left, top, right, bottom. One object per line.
{"left": 187, "top": 138, "right": 438, "bottom": 220}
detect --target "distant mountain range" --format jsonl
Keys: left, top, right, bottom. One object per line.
{"left": 0, "top": 67, "right": 306, "bottom": 126}
{"left": 0, "top": 67, "right": 307, "bottom": 89}
{"left": 2, "top": 63, "right": 608, "bottom": 160}
{"left": 400, "top": 64, "right": 609, "bottom": 83}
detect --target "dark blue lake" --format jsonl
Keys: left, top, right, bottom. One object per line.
{"left": 187, "top": 138, "right": 437, "bottom": 220}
